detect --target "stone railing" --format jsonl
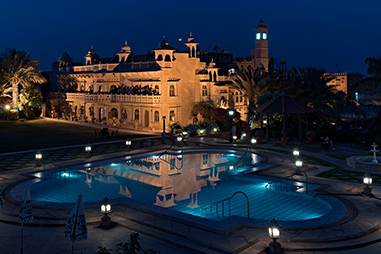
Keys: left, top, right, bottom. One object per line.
{"left": 66, "top": 93, "right": 161, "bottom": 104}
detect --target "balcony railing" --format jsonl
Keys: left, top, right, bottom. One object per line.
{"left": 66, "top": 93, "right": 161, "bottom": 104}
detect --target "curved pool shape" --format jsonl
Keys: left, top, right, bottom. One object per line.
{"left": 13, "top": 151, "right": 332, "bottom": 222}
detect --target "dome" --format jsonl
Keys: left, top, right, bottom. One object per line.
{"left": 213, "top": 44, "right": 220, "bottom": 52}
{"left": 154, "top": 36, "right": 177, "bottom": 50}
{"left": 221, "top": 48, "right": 227, "bottom": 53}
{"left": 256, "top": 18, "right": 267, "bottom": 28}
{"left": 87, "top": 45, "right": 96, "bottom": 56}
{"left": 187, "top": 32, "right": 196, "bottom": 43}
{"left": 121, "top": 41, "right": 131, "bottom": 52}
{"left": 59, "top": 51, "right": 72, "bottom": 61}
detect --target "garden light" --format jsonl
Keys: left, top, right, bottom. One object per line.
{"left": 85, "top": 144, "right": 92, "bottom": 158}
{"left": 35, "top": 151, "right": 42, "bottom": 167}
{"left": 362, "top": 172, "right": 373, "bottom": 196}
{"left": 268, "top": 218, "right": 282, "bottom": 254}
{"left": 100, "top": 196, "right": 113, "bottom": 229}
{"left": 126, "top": 138, "right": 131, "bottom": 151}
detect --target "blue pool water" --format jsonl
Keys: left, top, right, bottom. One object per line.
{"left": 14, "top": 151, "right": 332, "bottom": 222}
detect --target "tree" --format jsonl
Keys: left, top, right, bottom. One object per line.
{"left": 230, "top": 67, "right": 269, "bottom": 124}
{"left": 16, "top": 86, "right": 42, "bottom": 119}
{"left": 353, "top": 54, "right": 381, "bottom": 94}
{"left": 0, "top": 49, "right": 46, "bottom": 106}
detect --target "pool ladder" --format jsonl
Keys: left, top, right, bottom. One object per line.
{"left": 265, "top": 169, "right": 309, "bottom": 194}
{"left": 157, "top": 143, "right": 184, "bottom": 170}
{"left": 231, "top": 147, "right": 251, "bottom": 172}
{"left": 200, "top": 191, "right": 250, "bottom": 218}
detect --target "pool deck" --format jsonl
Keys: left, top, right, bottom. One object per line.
{"left": 1, "top": 136, "right": 381, "bottom": 253}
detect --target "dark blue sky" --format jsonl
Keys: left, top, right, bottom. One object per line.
{"left": 1, "top": 0, "right": 380, "bottom": 74}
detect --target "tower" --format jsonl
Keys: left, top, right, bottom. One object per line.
{"left": 185, "top": 32, "right": 199, "bottom": 58}
{"left": 251, "top": 19, "right": 269, "bottom": 72}
{"left": 84, "top": 46, "right": 99, "bottom": 65}
{"left": 58, "top": 51, "right": 73, "bottom": 72}
{"left": 117, "top": 41, "right": 132, "bottom": 62}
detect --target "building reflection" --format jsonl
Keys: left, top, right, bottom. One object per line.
{"left": 83, "top": 153, "right": 235, "bottom": 208}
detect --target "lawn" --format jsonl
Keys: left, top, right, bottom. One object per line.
{"left": 0, "top": 119, "right": 152, "bottom": 153}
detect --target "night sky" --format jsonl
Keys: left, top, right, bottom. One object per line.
{"left": 1, "top": 0, "right": 380, "bottom": 75}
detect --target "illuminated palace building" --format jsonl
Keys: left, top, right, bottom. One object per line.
{"left": 49, "top": 19, "right": 272, "bottom": 130}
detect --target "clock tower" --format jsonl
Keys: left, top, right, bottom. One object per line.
{"left": 251, "top": 19, "right": 269, "bottom": 72}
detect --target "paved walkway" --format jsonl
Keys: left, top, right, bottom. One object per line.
{"left": 1, "top": 135, "right": 381, "bottom": 254}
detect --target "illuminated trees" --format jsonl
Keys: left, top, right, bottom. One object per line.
{"left": 0, "top": 49, "right": 46, "bottom": 106}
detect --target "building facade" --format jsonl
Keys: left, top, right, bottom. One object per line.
{"left": 50, "top": 34, "right": 249, "bottom": 130}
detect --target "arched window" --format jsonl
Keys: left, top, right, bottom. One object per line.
{"left": 169, "top": 85, "right": 175, "bottom": 97}
{"left": 156, "top": 54, "right": 163, "bottom": 61}
{"left": 80, "top": 85, "right": 85, "bottom": 93}
{"left": 209, "top": 72, "right": 212, "bottom": 81}
{"left": 134, "top": 109, "right": 139, "bottom": 120}
{"left": 80, "top": 106, "right": 85, "bottom": 115}
{"left": 213, "top": 72, "right": 217, "bottom": 82}
{"left": 121, "top": 109, "right": 128, "bottom": 119}
{"left": 235, "top": 92, "right": 239, "bottom": 102}
{"left": 154, "top": 111, "right": 159, "bottom": 122}
{"left": 154, "top": 85, "right": 160, "bottom": 95}
{"left": 110, "top": 108, "right": 118, "bottom": 118}
{"left": 164, "top": 55, "right": 171, "bottom": 62}
{"left": 89, "top": 85, "right": 94, "bottom": 94}
{"left": 202, "top": 85, "right": 208, "bottom": 96}
{"left": 170, "top": 111, "right": 175, "bottom": 121}
{"left": 110, "top": 85, "right": 117, "bottom": 94}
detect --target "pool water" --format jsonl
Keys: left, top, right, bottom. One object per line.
{"left": 20, "top": 151, "right": 331, "bottom": 222}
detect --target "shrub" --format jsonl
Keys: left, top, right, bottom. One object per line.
{"left": 182, "top": 124, "right": 199, "bottom": 136}
{"left": 255, "top": 130, "right": 264, "bottom": 137}
{"left": 306, "top": 130, "right": 316, "bottom": 138}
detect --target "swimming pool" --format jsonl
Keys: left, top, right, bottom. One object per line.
{"left": 11, "top": 150, "right": 337, "bottom": 223}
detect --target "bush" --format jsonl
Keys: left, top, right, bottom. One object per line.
{"left": 182, "top": 124, "right": 199, "bottom": 136}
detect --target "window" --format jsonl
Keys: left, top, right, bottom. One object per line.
{"left": 110, "top": 108, "right": 118, "bottom": 118}
{"left": 156, "top": 54, "right": 163, "bottom": 61}
{"left": 235, "top": 92, "right": 238, "bottom": 102}
{"left": 170, "top": 111, "right": 175, "bottom": 121}
{"left": 134, "top": 109, "right": 139, "bottom": 120}
{"left": 165, "top": 55, "right": 171, "bottom": 62}
{"left": 169, "top": 85, "right": 175, "bottom": 96}
{"left": 154, "top": 85, "right": 160, "bottom": 95}
{"left": 154, "top": 111, "right": 159, "bottom": 122}
{"left": 202, "top": 85, "right": 208, "bottom": 96}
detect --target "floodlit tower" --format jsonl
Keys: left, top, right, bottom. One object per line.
{"left": 252, "top": 19, "right": 269, "bottom": 72}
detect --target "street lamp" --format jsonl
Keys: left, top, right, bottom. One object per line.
{"left": 126, "top": 138, "right": 131, "bottom": 151}
{"left": 293, "top": 149, "right": 299, "bottom": 157}
{"left": 35, "top": 151, "right": 42, "bottom": 167}
{"left": 362, "top": 172, "right": 373, "bottom": 196}
{"left": 99, "top": 197, "right": 113, "bottom": 229}
{"left": 228, "top": 110, "right": 234, "bottom": 143}
{"left": 85, "top": 144, "right": 92, "bottom": 158}
{"left": 268, "top": 218, "right": 282, "bottom": 254}
{"left": 5, "top": 104, "right": 10, "bottom": 120}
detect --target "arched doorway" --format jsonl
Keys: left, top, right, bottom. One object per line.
{"left": 144, "top": 110, "right": 149, "bottom": 127}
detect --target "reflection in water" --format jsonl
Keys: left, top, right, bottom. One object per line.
{"left": 80, "top": 152, "right": 240, "bottom": 208}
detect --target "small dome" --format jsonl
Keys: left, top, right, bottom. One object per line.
{"left": 221, "top": 48, "right": 227, "bottom": 53}
{"left": 59, "top": 51, "right": 72, "bottom": 61}
{"left": 256, "top": 18, "right": 267, "bottom": 28}
{"left": 121, "top": 41, "right": 131, "bottom": 52}
{"left": 159, "top": 36, "right": 169, "bottom": 48}
{"left": 88, "top": 45, "right": 97, "bottom": 55}
{"left": 213, "top": 44, "right": 220, "bottom": 52}
{"left": 187, "top": 32, "right": 196, "bottom": 43}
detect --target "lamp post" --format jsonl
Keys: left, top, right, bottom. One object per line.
{"left": 35, "top": 151, "right": 42, "bottom": 167}
{"left": 362, "top": 172, "right": 373, "bottom": 196}
{"left": 251, "top": 137, "right": 257, "bottom": 151}
{"left": 162, "top": 116, "right": 166, "bottom": 137}
{"left": 125, "top": 138, "right": 131, "bottom": 152}
{"left": 85, "top": 144, "right": 91, "bottom": 158}
{"left": 100, "top": 196, "right": 113, "bottom": 229}
{"left": 228, "top": 110, "right": 234, "bottom": 143}
{"left": 5, "top": 104, "right": 10, "bottom": 120}
{"left": 268, "top": 218, "right": 282, "bottom": 254}
{"left": 293, "top": 149, "right": 299, "bottom": 157}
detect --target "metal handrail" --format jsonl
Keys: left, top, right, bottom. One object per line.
{"left": 200, "top": 191, "right": 250, "bottom": 218}
{"left": 231, "top": 147, "right": 251, "bottom": 172}
{"left": 158, "top": 142, "right": 184, "bottom": 170}
{"left": 265, "top": 169, "right": 309, "bottom": 194}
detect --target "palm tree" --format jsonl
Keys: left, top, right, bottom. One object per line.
{"left": 353, "top": 54, "right": 381, "bottom": 94}
{"left": 230, "top": 67, "right": 269, "bottom": 123}
{"left": 0, "top": 74, "right": 13, "bottom": 103}
{"left": 0, "top": 49, "right": 46, "bottom": 106}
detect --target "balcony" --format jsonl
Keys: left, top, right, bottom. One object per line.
{"left": 66, "top": 93, "right": 161, "bottom": 104}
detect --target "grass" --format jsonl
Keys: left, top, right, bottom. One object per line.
{"left": 316, "top": 168, "right": 381, "bottom": 185}
{"left": 0, "top": 119, "right": 152, "bottom": 153}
